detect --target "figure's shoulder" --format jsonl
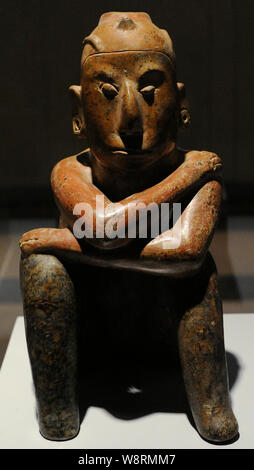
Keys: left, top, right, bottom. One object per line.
{"left": 51, "top": 148, "right": 92, "bottom": 187}
{"left": 52, "top": 148, "right": 91, "bottom": 171}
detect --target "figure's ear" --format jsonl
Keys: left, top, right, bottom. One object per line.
{"left": 69, "top": 85, "right": 86, "bottom": 137}
{"left": 177, "top": 82, "right": 191, "bottom": 129}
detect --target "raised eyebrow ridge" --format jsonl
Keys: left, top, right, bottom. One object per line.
{"left": 94, "top": 72, "right": 115, "bottom": 83}
{"left": 139, "top": 69, "right": 165, "bottom": 79}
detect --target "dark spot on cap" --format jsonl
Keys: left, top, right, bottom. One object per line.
{"left": 117, "top": 17, "right": 136, "bottom": 30}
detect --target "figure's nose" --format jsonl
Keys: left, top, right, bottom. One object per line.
{"left": 118, "top": 81, "right": 143, "bottom": 150}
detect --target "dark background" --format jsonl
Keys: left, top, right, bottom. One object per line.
{"left": 1, "top": 0, "right": 253, "bottom": 216}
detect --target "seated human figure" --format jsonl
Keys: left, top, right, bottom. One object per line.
{"left": 20, "top": 12, "right": 238, "bottom": 442}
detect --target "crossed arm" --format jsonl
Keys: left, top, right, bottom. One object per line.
{"left": 19, "top": 150, "right": 222, "bottom": 276}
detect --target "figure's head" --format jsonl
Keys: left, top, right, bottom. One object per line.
{"left": 70, "top": 12, "right": 190, "bottom": 170}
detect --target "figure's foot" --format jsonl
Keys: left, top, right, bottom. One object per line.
{"left": 194, "top": 404, "right": 239, "bottom": 443}
{"left": 38, "top": 406, "right": 80, "bottom": 441}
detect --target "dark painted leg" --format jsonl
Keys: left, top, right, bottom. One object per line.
{"left": 178, "top": 253, "right": 238, "bottom": 442}
{"left": 20, "top": 254, "right": 79, "bottom": 440}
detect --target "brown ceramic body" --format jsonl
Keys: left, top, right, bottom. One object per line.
{"left": 19, "top": 12, "right": 238, "bottom": 442}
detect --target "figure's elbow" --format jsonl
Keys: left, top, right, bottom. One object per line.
{"left": 176, "top": 240, "right": 209, "bottom": 271}
{"left": 159, "top": 241, "right": 207, "bottom": 275}
{"left": 163, "top": 245, "right": 206, "bottom": 278}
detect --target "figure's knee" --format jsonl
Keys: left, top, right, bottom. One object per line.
{"left": 178, "top": 252, "right": 223, "bottom": 336}
{"left": 182, "top": 252, "right": 219, "bottom": 304}
{"left": 20, "top": 254, "right": 76, "bottom": 307}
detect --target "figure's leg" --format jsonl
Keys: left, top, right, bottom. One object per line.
{"left": 20, "top": 254, "right": 79, "bottom": 440}
{"left": 178, "top": 253, "right": 238, "bottom": 442}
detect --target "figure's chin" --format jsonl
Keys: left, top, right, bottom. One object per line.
{"left": 109, "top": 150, "right": 165, "bottom": 171}
{"left": 91, "top": 144, "right": 174, "bottom": 170}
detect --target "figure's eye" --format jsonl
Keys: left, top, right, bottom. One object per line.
{"left": 139, "top": 85, "right": 156, "bottom": 96}
{"left": 100, "top": 83, "right": 118, "bottom": 100}
{"left": 139, "top": 70, "right": 164, "bottom": 103}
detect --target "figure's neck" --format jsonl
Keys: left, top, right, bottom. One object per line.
{"left": 90, "top": 146, "right": 184, "bottom": 201}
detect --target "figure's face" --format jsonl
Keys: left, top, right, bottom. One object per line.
{"left": 81, "top": 51, "right": 179, "bottom": 170}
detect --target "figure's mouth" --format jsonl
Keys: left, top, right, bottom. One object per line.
{"left": 112, "top": 132, "right": 148, "bottom": 155}
{"left": 120, "top": 131, "right": 143, "bottom": 151}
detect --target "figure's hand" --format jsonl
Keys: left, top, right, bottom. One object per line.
{"left": 19, "top": 228, "right": 82, "bottom": 257}
{"left": 184, "top": 150, "right": 222, "bottom": 178}
{"left": 204, "top": 152, "right": 222, "bottom": 173}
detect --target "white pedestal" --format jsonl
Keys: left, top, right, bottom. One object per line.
{"left": 0, "top": 315, "right": 253, "bottom": 449}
